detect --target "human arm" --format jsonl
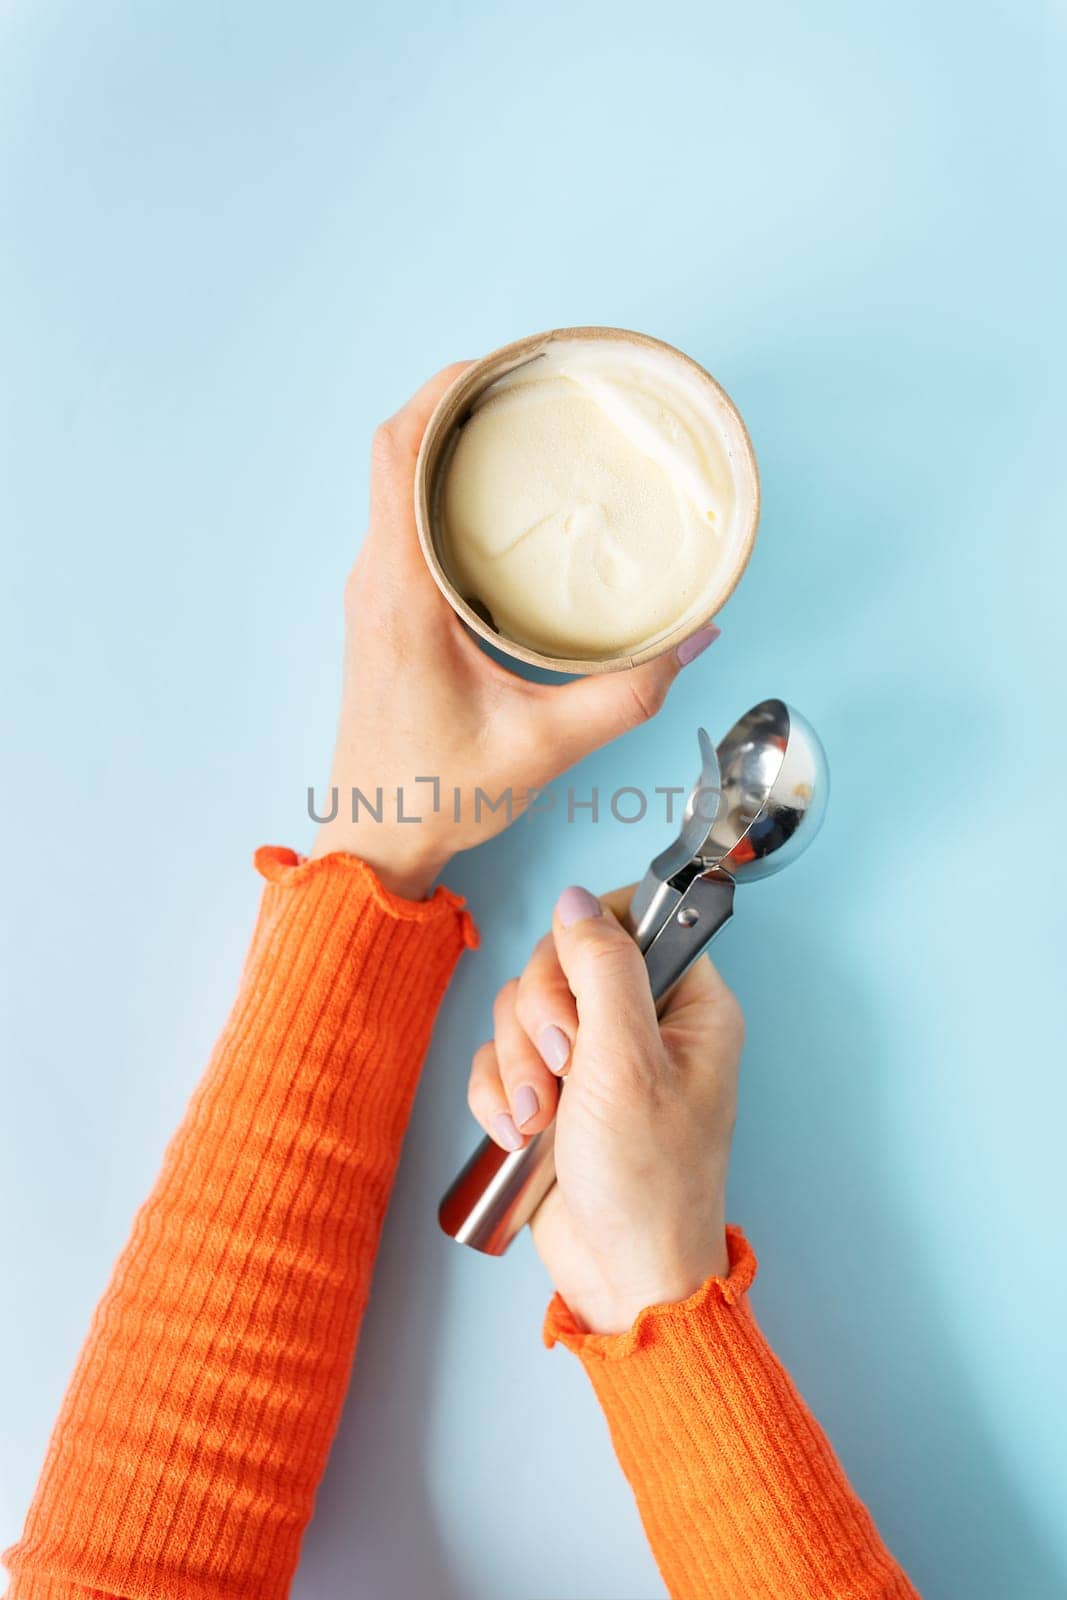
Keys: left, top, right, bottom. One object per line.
{"left": 466, "top": 886, "right": 919, "bottom": 1600}
{"left": 3, "top": 367, "right": 711, "bottom": 1600}
{"left": 3, "top": 851, "right": 475, "bottom": 1600}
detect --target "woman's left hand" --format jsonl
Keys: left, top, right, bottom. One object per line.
{"left": 312, "top": 364, "right": 719, "bottom": 898}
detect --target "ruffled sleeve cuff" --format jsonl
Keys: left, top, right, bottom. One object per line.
{"left": 253, "top": 845, "right": 479, "bottom": 946}
{"left": 543, "top": 1225, "right": 757, "bottom": 1360}
{"left": 237, "top": 846, "right": 478, "bottom": 1031}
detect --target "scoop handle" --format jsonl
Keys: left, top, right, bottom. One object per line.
{"left": 437, "top": 871, "right": 734, "bottom": 1255}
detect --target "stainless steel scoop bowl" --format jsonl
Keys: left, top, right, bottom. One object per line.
{"left": 439, "top": 698, "right": 829, "bottom": 1256}
{"left": 709, "top": 698, "right": 828, "bottom": 880}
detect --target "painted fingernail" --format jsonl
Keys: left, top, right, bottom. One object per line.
{"left": 676, "top": 623, "right": 721, "bottom": 667}
{"left": 537, "top": 1024, "right": 571, "bottom": 1075}
{"left": 492, "top": 1111, "right": 524, "bottom": 1151}
{"left": 513, "top": 1084, "right": 540, "bottom": 1127}
{"left": 557, "top": 886, "right": 602, "bottom": 928}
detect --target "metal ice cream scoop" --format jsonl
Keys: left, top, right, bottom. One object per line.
{"left": 438, "top": 698, "right": 829, "bottom": 1256}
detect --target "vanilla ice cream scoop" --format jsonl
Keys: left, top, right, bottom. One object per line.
{"left": 417, "top": 330, "right": 760, "bottom": 670}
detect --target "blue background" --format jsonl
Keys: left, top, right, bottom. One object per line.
{"left": 2, "top": 4, "right": 1064, "bottom": 1597}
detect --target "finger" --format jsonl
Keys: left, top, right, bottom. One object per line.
{"left": 600, "top": 879, "right": 742, "bottom": 1052}
{"left": 660, "top": 948, "right": 735, "bottom": 1017}
{"left": 365, "top": 360, "right": 473, "bottom": 582}
{"left": 528, "top": 624, "right": 720, "bottom": 767}
{"left": 467, "top": 1039, "right": 528, "bottom": 1153}
{"left": 514, "top": 885, "right": 637, "bottom": 1075}
{"left": 598, "top": 880, "right": 729, "bottom": 1026}
{"left": 514, "top": 933, "right": 579, "bottom": 1077}
{"left": 659, "top": 951, "right": 746, "bottom": 1059}
{"left": 370, "top": 360, "right": 472, "bottom": 504}
{"left": 599, "top": 883, "right": 637, "bottom": 924}
{"left": 492, "top": 980, "right": 559, "bottom": 1134}
{"left": 551, "top": 886, "right": 661, "bottom": 1060}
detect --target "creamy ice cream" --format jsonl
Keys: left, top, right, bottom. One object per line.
{"left": 436, "top": 338, "right": 753, "bottom": 661}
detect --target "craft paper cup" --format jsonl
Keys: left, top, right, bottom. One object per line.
{"left": 414, "top": 326, "right": 760, "bottom": 675}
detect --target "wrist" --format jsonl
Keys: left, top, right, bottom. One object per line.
{"left": 569, "top": 1227, "right": 731, "bottom": 1335}
{"left": 310, "top": 822, "right": 451, "bottom": 902}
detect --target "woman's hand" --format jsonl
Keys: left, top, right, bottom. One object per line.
{"left": 466, "top": 885, "right": 744, "bottom": 1334}
{"left": 312, "top": 366, "right": 719, "bottom": 899}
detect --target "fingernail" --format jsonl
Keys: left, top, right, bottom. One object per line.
{"left": 492, "top": 1111, "right": 524, "bottom": 1151}
{"left": 557, "top": 886, "right": 602, "bottom": 928}
{"left": 537, "top": 1024, "right": 571, "bottom": 1075}
{"left": 513, "top": 1084, "right": 540, "bottom": 1127}
{"left": 676, "top": 623, "right": 721, "bottom": 667}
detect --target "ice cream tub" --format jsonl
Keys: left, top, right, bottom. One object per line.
{"left": 414, "top": 326, "right": 760, "bottom": 675}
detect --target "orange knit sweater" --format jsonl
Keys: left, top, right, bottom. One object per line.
{"left": 3, "top": 849, "right": 917, "bottom": 1600}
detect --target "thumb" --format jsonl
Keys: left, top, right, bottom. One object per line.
{"left": 363, "top": 361, "right": 473, "bottom": 588}
{"left": 533, "top": 625, "right": 721, "bottom": 768}
{"left": 551, "top": 886, "right": 661, "bottom": 1064}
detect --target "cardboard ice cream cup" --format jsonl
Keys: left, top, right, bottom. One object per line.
{"left": 414, "top": 326, "right": 760, "bottom": 676}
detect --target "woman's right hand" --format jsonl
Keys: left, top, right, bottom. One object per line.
{"left": 466, "top": 885, "right": 745, "bottom": 1334}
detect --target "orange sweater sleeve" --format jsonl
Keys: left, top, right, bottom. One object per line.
{"left": 3, "top": 847, "right": 476, "bottom": 1600}
{"left": 544, "top": 1226, "right": 919, "bottom": 1600}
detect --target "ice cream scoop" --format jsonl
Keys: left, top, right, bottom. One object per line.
{"left": 438, "top": 699, "right": 829, "bottom": 1257}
